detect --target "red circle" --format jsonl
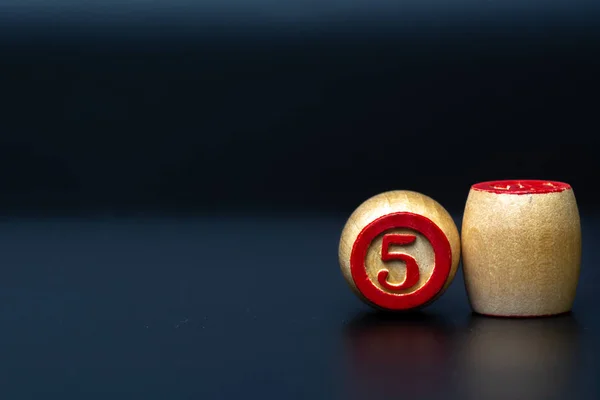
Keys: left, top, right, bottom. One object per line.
{"left": 350, "top": 212, "right": 452, "bottom": 311}
{"left": 472, "top": 180, "right": 571, "bottom": 195}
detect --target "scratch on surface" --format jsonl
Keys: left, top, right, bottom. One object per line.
{"left": 175, "top": 318, "right": 189, "bottom": 328}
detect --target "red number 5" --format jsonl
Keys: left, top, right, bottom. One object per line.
{"left": 378, "top": 234, "right": 420, "bottom": 291}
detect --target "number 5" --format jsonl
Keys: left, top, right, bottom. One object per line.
{"left": 378, "top": 234, "right": 420, "bottom": 291}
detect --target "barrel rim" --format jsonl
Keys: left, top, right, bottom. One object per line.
{"left": 471, "top": 179, "right": 572, "bottom": 195}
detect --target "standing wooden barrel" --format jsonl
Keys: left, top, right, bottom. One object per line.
{"left": 461, "top": 180, "right": 581, "bottom": 317}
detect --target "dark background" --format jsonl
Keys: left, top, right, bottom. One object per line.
{"left": 1, "top": 1, "right": 600, "bottom": 399}
{"left": 1, "top": 0, "right": 599, "bottom": 216}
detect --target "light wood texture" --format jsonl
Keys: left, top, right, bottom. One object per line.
{"left": 338, "top": 190, "right": 460, "bottom": 311}
{"left": 461, "top": 180, "right": 581, "bottom": 317}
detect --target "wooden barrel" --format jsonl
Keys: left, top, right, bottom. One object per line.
{"left": 339, "top": 190, "right": 460, "bottom": 311}
{"left": 461, "top": 180, "right": 581, "bottom": 317}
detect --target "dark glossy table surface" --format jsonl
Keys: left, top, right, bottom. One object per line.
{"left": 0, "top": 213, "right": 598, "bottom": 399}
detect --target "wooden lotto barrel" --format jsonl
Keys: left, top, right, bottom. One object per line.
{"left": 339, "top": 190, "right": 461, "bottom": 311}
{"left": 461, "top": 180, "right": 581, "bottom": 317}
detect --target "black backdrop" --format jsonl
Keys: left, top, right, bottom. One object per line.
{"left": 1, "top": 0, "right": 599, "bottom": 216}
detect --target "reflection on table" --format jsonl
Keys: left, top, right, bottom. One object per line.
{"left": 457, "top": 314, "right": 581, "bottom": 400}
{"left": 343, "top": 311, "right": 455, "bottom": 399}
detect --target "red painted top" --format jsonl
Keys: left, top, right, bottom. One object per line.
{"left": 472, "top": 180, "right": 572, "bottom": 195}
